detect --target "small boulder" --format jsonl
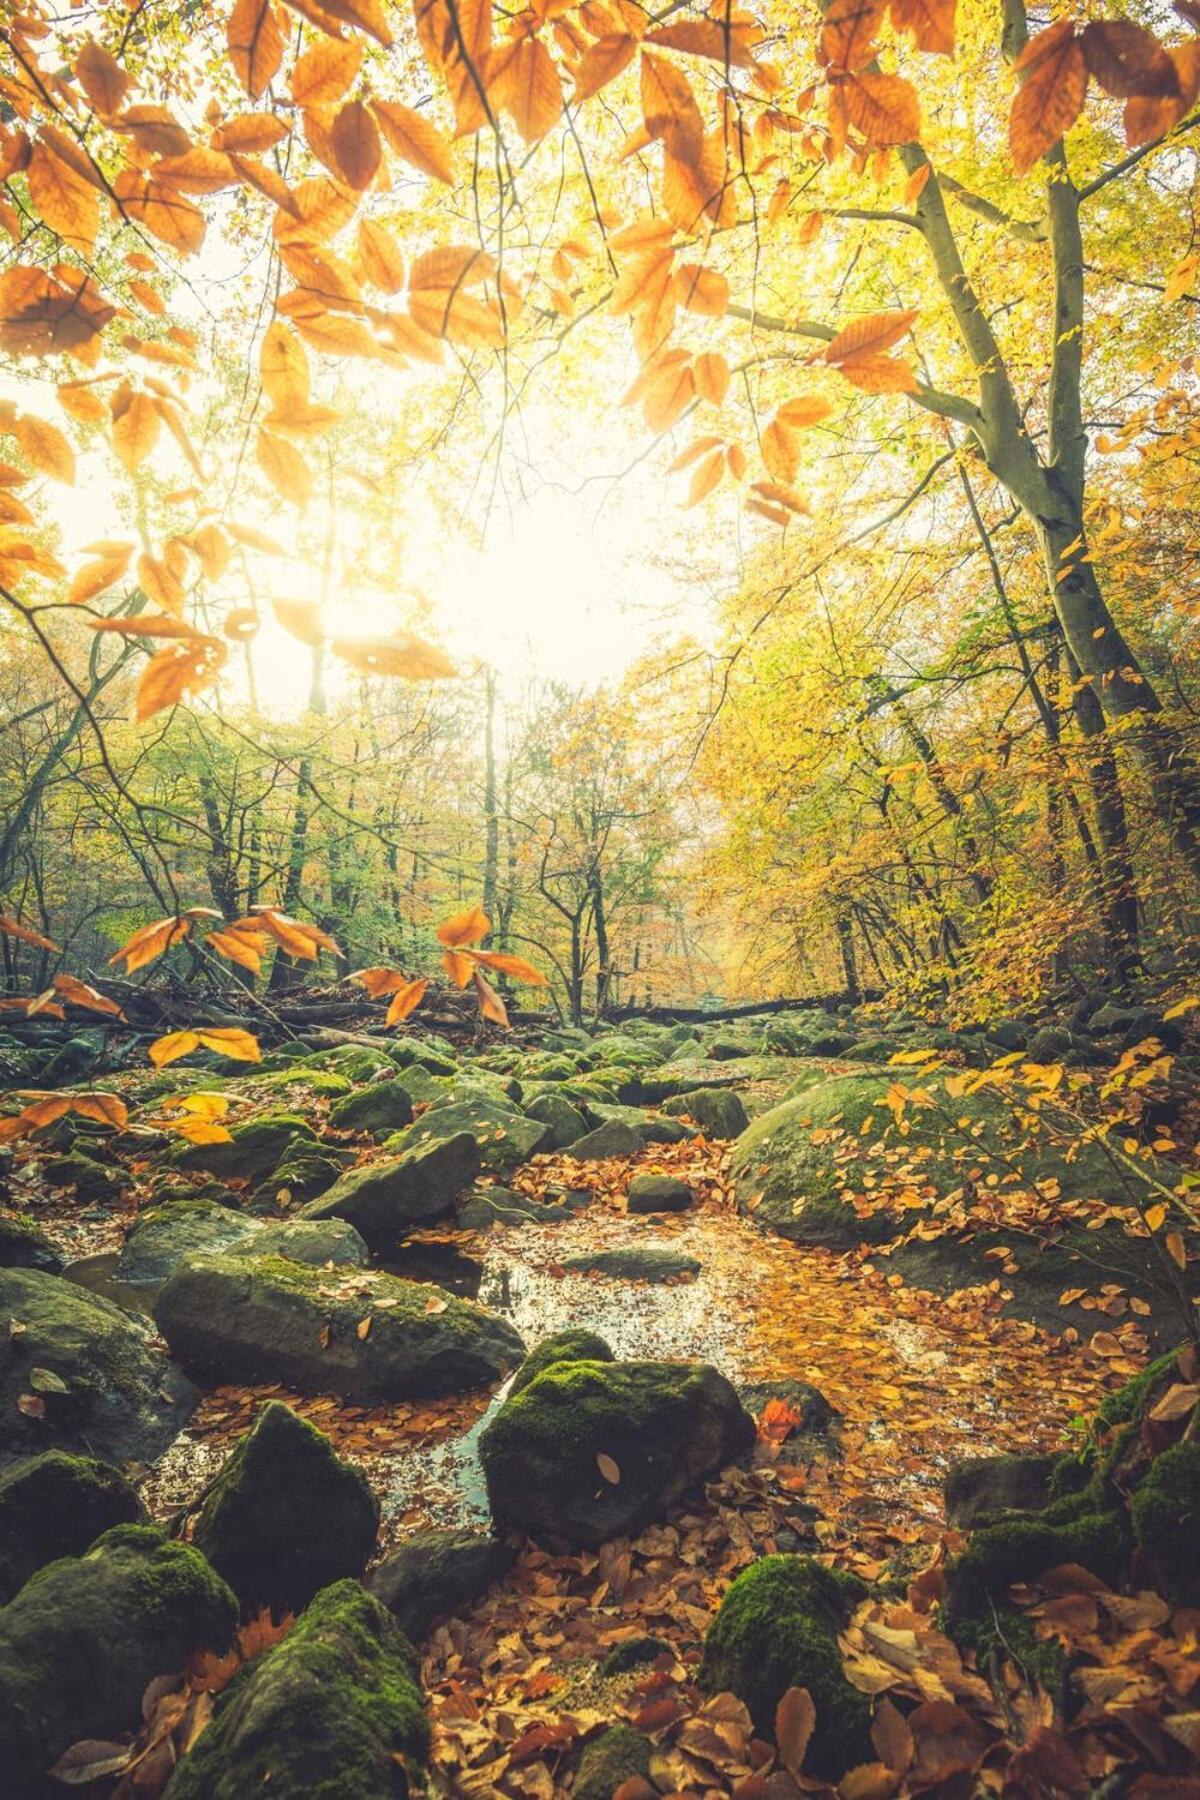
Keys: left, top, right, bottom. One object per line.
{"left": 170, "top": 1112, "right": 320, "bottom": 1181}
{"left": 328, "top": 1079, "right": 415, "bottom": 1136}
{"left": 388, "top": 1100, "right": 550, "bottom": 1178}
{"left": 456, "top": 1186, "right": 570, "bottom": 1229}
{"left": 0, "top": 1525, "right": 236, "bottom": 1783}
{"left": 155, "top": 1254, "right": 524, "bottom": 1402}
{"left": 0, "top": 1209, "right": 62, "bottom": 1274}
{"left": 509, "top": 1329, "right": 614, "bottom": 1396}
{"left": 569, "top": 1119, "right": 644, "bottom": 1160}
{"left": 0, "top": 1450, "right": 146, "bottom": 1603}
{"left": 194, "top": 1401, "right": 378, "bottom": 1616}
{"left": 163, "top": 1581, "right": 427, "bottom": 1800}
{"left": 42, "top": 1150, "right": 121, "bottom": 1205}
{"left": 626, "top": 1172, "right": 692, "bottom": 1214}
{"left": 562, "top": 1246, "right": 700, "bottom": 1282}
{"left": 700, "top": 1555, "right": 870, "bottom": 1779}
{"left": 524, "top": 1092, "right": 588, "bottom": 1149}
{"left": 0, "top": 1267, "right": 196, "bottom": 1468}
{"left": 234, "top": 1216, "right": 367, "bottom": 1267}
{"left": 114, "top": 1198, "right": 255, "bottom": 1288}
{"left": 366, "top": 1529, "right": 514, "bottom": 1639}
{"left": 481, "top": 1357, "right": 753, "bottom": 1545}
{"left": 661, "top": 1087, "right": 749, "bottom": 1138}
{"left": 944, "top": 1453, "right": 1061, "bottom": 1531}
{"left": 573, "top": 1726, "right": 652, "bottom": 1800}
{"left": 248, "top": 1146, "right": 347, "bottom": 1213}
{"left": 300, "top": 1132, "right": 480, "bottom": 1250}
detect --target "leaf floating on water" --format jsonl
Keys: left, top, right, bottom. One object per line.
{"left": 596, "top": 1452, "right": 620, "bottom": 1484}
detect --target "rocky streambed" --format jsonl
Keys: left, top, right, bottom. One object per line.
{"left": 1, "top": 1003, "right": 1198, "bottom": 1795}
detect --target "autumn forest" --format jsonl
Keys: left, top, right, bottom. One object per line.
{"left": 1, "top": 0, "right": 1199, "bottom": 1794}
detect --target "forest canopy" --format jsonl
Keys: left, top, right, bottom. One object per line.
{"left": 0, "top": 0, "right": 1197, "bottom": 1021}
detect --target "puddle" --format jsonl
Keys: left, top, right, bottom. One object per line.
{"left": 61, "top": 1250, "right": 155, "bottom": 1315}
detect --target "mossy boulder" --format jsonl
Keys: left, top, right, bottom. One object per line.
{"left": 163, "top": 1580, "right": 428, "bottom": 1800}
{"left": 242, "top": 1068, "right": 354, "bottom": 1098}
{"left": 366, "top": 1529, "right": 514, "bottom": 1639}
{"left": 572, "top": 1725, "right": 652, "bottom": 1800}
{"left": 114, "top": 1198, "right": 257, "bottom": 1287}
{"left": 569, "top": 1118, "right": 644, "bottom": 1160}
{"left": 524, "top": 1092, "right": 589, "bottom": 1148}
{"left": 154, "top": 1254, "right": 524, "bottom": 1401}
{"left": 249, "top": 1146, "right": 347, "bottom": 1213}
{"left": 508, "top": 1329, "right": 614, "bottom": 1396}
{"left": 561, "top": 1246, "right": 700, "bottom": 1282}
{"left": 170, "top": 1113, "right": 320, "bottom": 1182}
{"left": 700, "top": 1555, "right": 870, "bottom": 1778}
{"left": 387, "top": 1100, "right": 549, "bottom": 1178}
{"left": 300, "top": 1133, "right": 480, "bottom": 1250}
{"left": 329, "top": 1079, "right": 415, "bottom": 1136}
{"left": 42, "top": 1150, "right": 122, "bottom": 1205}
{"left": 388, "top": 1040, "right": 458, "bottom": 1076}
{"left": 944, "top": 1453, "right": 1062, "bottom": 1531}
{"left": 231, "top": 1217, "right": 367, "bottom": 1267}
{"left": 0, "top": 1450, "right": 146, "bottom": 1603}
{"left": 480, "top": 1357, "right": 753, "bottom": 1545}
{"left": 0, "top": 1524, "right": 236, "bottom": 1783}
{"left": 455, "top": 1186, "right": 571, "bottom": 1228}
{"left": 660, "top": 1087, "right": 749, "bottom": 1138}
{"left": 0, "top": 1267, "right": 197, "bottom": 1468}
{"left": 1131, "top": 1440, "right": 1200, "bottom": 1604}
{"left": 626, "top": 1172, "right": 692, "bottom": 1214}
{"left": 307, "top": 1045, "right": 399, "bottom": 1081}
{"left": 944, "top": 1506, "right": 1129, "bottom": 1627}
{"left": 0, "top": 1210, "right": 61, "bottom": 1274}
{"left": 194, "top": 1402, "right": 379, "bottom": 1616}
{"left": 731, "top": 1072, "right": 1164, "bottom": 1249}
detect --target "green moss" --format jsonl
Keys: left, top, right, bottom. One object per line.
{"left": 0, "top": 1450, "right": 146, "bottom": 1603}
{"left": 0, "top": 1524, "right": 236, "bottom": 1780}
{"left": 944, "top": 1509, "right": 1128, "bottom": 1628}
{"left": 950, "top": 1604, "right": 1065, "bottom": 1692}
{"left": 1131, "top": 1441, "right": 1200, "bottom": 1604}
{"left": 243, "top": 1068, "right": 354, "bottom": 1097}
{"left": 572, "top": 1725, "right": 652, "bottom": 1800}
{"left": 170, "top": 1113, "right": 318, "bottom": 1180}
{"left": 601, "top": 1635, "right": 670, "bottom": 1676}
{"left": 164, "top": 1581, "right": 427, "bottom": 1800}
{"left": 193, "top": 1402, "right": 379, "bottom": 1617}
{"left": 509, "top": 1330, "right": 614, "bottom": 1396}
{"left": 700, "top": 1555, "right": 870, "bottom": 1778}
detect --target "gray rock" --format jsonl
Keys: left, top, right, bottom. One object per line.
{"left": 661, "top": 1087, "right": 749, "bottom": 1138}
{"left": 0, "top": 1210, "right": 62, "bottom": 1274}
{"left": 154, "top": 1253, "right": 524, "bottom": 1401}
{"left": 626, "top": 1173, "right": 693, "bottom": 1214}
{"left": 943, "top": 1452, "right": 1062, "bottom": 1530}
{"left": 568, "top": 1119, "right": 644, "bottom": 1160}
{"left": 509, "top": 1329, "right": 614, "bottom": 1396}
{"left": 299, "top": 1132, "right": 480, "bottom": 1250}
{"left": 115, "top": 1199, "right": 255, "bottom": 1287}
{"left": 524, "top": 1092, "right": 589, "bottom": 1149}
{"left": 562, "top": 1246, "right": 700, "bottom": 1282}
{"left": 389, "top": 1100, "right": 550, "bottom": 1177}
{"left": 366, "top": 1529, "right": 514, "bottom": 1639}
{"left": 328, "top": 1079, "right": 415, "bottom": 1136}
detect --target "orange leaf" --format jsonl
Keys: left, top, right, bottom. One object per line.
{"left": 824, "top": 309, "right": 918, "bottom": 365}
{"left": 437, "top": 907, "right": 492, "bottom": 947}
{"left": 1009, "top": 28, "right": 1087, "bottom": 174}
{"left": 473, "top": 967, "right": 509, "bottom": 1027}
{"left": 386, "top": 977, "right": 429, "bottom": 1024}
{"left": 776, "top": 1686, "right": 816, "bottom": 1776}
{"left": 596, "top": 1452, "right": 620, "bottom": 1483}
{"left": 227, "top": 0, "right": 285, "bottom": 101}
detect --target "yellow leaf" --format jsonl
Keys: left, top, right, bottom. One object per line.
{"left": 371, "top": 101, "right": 456, "bottom": 183}
{"left": 12, "top": 413, "right": 75, "bottom": 482}
{"left": 27, "top": 141, "right": 99, "bottom": 253}
{"left": 256, "top": 427, "right": 314, "bottom": 505}
{"left": 292, "top": 39, "right": 363, "bottom": 109}
{"left": 437, "top": 907, "right": 491, "bottom": 948}
{"left": 331, "top": 631, "right": 455, "bottom": 679}
{"left": 596, "top": 1452, "right": 620, "bottom": 1483}
{"left": 356, "top": 219, "right": 405, "bottom": 294}
{"left": 1145, "top": 1202, "right": 1168, "bottom": 1232}
{"left": 259, "top": 321, "right": 310, "bottom": 409}
{"left": 136, "top": 638, "right": 227, "bottom": 721}
{"left": 112, "top": 391, "right": 160, "bottom": 472}
{"left": 385, "top": 977, "right": 429, "bottom": 1024}
{"left": 227, "top": 0, "right": 285, "bottom": 101}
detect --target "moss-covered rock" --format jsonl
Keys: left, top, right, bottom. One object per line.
{"left": 481, "top": 1357, "right": 753, "bottom": 1545}
{"left": 155, "top": 1253, "right": 524, "bottom": 1401}
{"left": 626, "top": 1172, "right": 692, "bottom": 1213}
{"left": 601, "top": 1635, "right": 671, "bottom": 1676}
{"left": 231, "top": 1216, "right": 367, "bottom": 1267}
{"left": 0, "top": 1267, "right": 196, "bottom": 1468}
{"left": 329, "top": 1079, "right": 416, "bottom": 1136}
{"left": 164, "top": 1580, "right": 428, "bottom": 1800}
{"left": 944, "top": 1453, "right": 1062, "bottom": 1531}
{"left": 170, "top": 1113, "right": 320, "bottom": 1182}
{"left": 568, "top": 1118, "right": 644, "bottom": 1160}
{"left": 249, "top": 1146, "right": 347, "bottom": 1213}
{"left": 366, "top": 1529, "right": 514, "bottom": 1639}
{"left": 508, "top": 1330, "right": 614, "bottom": 1396}
{"left": 307, "top": 1045, "right": 400, "bottom": 1082}
{"left": 1131, "top": 1440, "right": 1200, "bottom": 1604}
{"left": 115, "top": 1198, "right": 258, "bottom": 1287}
{"left": 300, "top": 1133, "right": 480, "bottom": 1250}
{"left": 387, "top": 1099, "right": 549, "bottom": 1178}
{"left": 572, "top": 1725, "right": 652, "bottom": 1800}
{"left": 242, "top": 1068, "right": 354, "bottom": 1098}
{"left": 388, "top": 1040, "right": 458, "bottom": 1077}
{"left": 42, "top": 1150, "right": 122, "bottom": 1205}
{"left": 194, "top": 1402, "right": 378, "bottom": 1616}
{"left": 0, "top": 1209, "right": 61, "bottom": 1274}
{"left": 0, "top": 1450, "right": 146, "bottom": 1603}
{"left": 700, "top": 1555, "right": 870, "bottom": 1778}
{"left": 524, "top": 1092, "right": 588, "bottom": 1149}
{"left": 561, "top": 1246, "right": 700, "bottom": 1282}
{"left": 944, "top": 1507, "right": 1129, "bottom": 1628}
{"left": 0, "top": 1524, "right": 236, "bottom": 1782}
{"left": 660, "top": 1086, "right": 749, "bottom": 1138}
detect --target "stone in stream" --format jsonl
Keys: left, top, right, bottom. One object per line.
{"left": 299, "top": 1132, "right": 480, "bottom": 1249}
{"left": 162, "top": 1581, "right": 427, "bottom": 1800}
{"left": 626, "top": 1172, "right": 692, "bottom": 1214}
{"left": 455, "top": 1185, "right": 571, "bottom": 1229}
{"left": 737, "top": 1377, "right": 840, "bottom": 1440}
{"left": 154, "top": 1254, "right": 525, "bottom": 1401}
{"left": 944, "top": 1452, "right": 1061, "bottom": 1530}
{"left": 248, "top": 1146, "right": 348, "bottom": 1213}
{"left": 561, "top": 1246, "right": 700, "bottom": 1282}
{"left": 193, "top": 1401, "right": 379, "bottom": 1616}
{"left": 0, "top": 1268, "right": 197, "bottom": 1469}
{"left": 366, "top": 1529, "right": 514, "bottom": 1639}
{"left": 700, "top": 1555, "right": 871, "bottom": 1779}
{"left": 480, "top": 1356, "right": 754, "bottom": 1545}
{"left": 0, "top": 1524, "right": 237, "bottom": 1785}
{"left": 0, "top": 1450, "right": 147, "bottom": 1604}
{"left": 113, "top": 1198, "right": 368, "bottom": 1289}
{"left": 660, "top": 1086, "right": 749, "bottom": 1138}
{"left": 0, "top": 1209, "right": 62, "bottom": 1273}
{"left": 568, "top": 1119, "right": 644, "bottom": 1160}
